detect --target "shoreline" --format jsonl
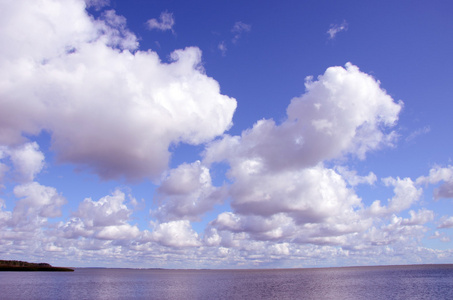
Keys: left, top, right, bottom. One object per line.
{"left": 0, "top": 260, "right": 74, "bottom": 272}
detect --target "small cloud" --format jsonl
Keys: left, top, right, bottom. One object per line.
{"left": 438, "top": 216, "right": 453, "bottom": 229}
{"left": 335, "top": 166, "right": 377, "bottom": 187}
{"left": 434, "top": 181, "right": 453, "bottom": 200}
{"left": 327, "top": 20, "right": 348, "bottom": 39}
{"left": 405, "top": 126, "right": 430, "bottom": 142}
{"left": 146, "top": 11, "right": 175, "bottom": 32}
{"left": 218, "top": 41, "right": 227, "bottom": 56}
{"left": 429, "top": 231, "right": 451, "bottom": 242}
{"left": 231, "top": 21, "right": 251, "bottom": 43}
{"left": 85, "top": 0, "right": 110, "bottom": 10}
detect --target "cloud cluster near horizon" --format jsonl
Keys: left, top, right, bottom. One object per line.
{"left": 0, "top": 0, "right": 452, "bottom": 268}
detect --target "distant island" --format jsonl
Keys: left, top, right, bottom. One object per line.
{"left": 0, "top": 260, "right": 74, "bottom": 272}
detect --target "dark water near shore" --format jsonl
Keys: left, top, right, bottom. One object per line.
{"left": 1, "top": 264, "right": 452, "bottom": 299}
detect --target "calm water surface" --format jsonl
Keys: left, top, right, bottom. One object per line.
{"left": 1, "top": 264, "right": 452, "bottom": 299}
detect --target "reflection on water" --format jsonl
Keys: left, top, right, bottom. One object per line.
{"left": 0, "top": 265, "right": 452, "bottom": 299}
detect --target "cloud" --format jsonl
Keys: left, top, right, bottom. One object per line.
{"left": 62, "top": 189, "right": 140, "bottom": 240}
{"left": 149, "top": 220, "right": 201, "bottom": 248}
{"left": 434, "top": 181, "right": 453, "bottom": 199}
{"left": 228, "top": 165, "right": 362, "bottom": 225}
{"left": 438, "top": 216, "right": 453, "bottom": 229}
{"left": 201, "top": 63, "right": 409, "bottom": 251}
{"left": 146, "top": 11, "right": 175, "bottom": 32}
{"left": 215, "top": 21, "right": 250, "bottom": 56}
{"left": 429, "top": 231, "right": 450, "bottom": 242}
{"left": 96, "top": 224, "right": 140, "bottom": 240}
{"left": 0, "top": 0, "right": 236, "bottom": 181}
{"left": 335, "top": 166, "right": 377, "bottom": 187}
{"left": 218, "top": 41, "right": 227, "bottom": 56}
{"left": 0, "top": 170, "right": 448, "bottom": 267}
{"left": 205, "top": 196, "right": 435, "bottom": 255}
{"left": 85, "top": 0, "right": 110, "bottom": 10}
{"left": 327, "top": 20, "right": 348, "bottom": 39}
{"left": 232, "top": 21, "right": 251, "bottom": 43}
{"left": 6, "top": 142, "right": 45, "bottom": 183}
{"left": 0, "top": 1, "right": 451, "bottom": 268}
{"left": 202, "top": 63, "right": 404, "bottom": 247}
{"left": 205, "top": 63, "right": 402, "bottom": 171}
{"left": 416, "top": 165, "right": 453, "bottom": 200}
{"left": 369, "top": 177, "right": 422, "bottom": 216}
{"left": 97, "top": 9, "right": 138, "bottom": 50}
{"left": 11, "top": 182, "right": 66, "bottom": 226}
{"left": 401, "top": 209, "right": 434, "bottom": 226}
{"left": 153, "top": 161, "right": 227, "bottom": 221}
{"left": 0, "top": 162, "right": 8, "bottom": 187}
{"left": 406, "top": 126, "right": 430, "bottom": 142}
{"left": 73, "top": 190, "right": 132, "bottom": 227}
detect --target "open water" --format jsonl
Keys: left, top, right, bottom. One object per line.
{"left": 1, "top": 264, "right": 452, "bottom": 299}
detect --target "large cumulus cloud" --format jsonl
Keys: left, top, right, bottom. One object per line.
{"left": 204, "top": 62, "right": 403, "bottom": 220}
{"left": 205, "top": 63, "right": 402, "bottom": 171}
{"left": 201, "top": 63, "right": 409, "bottom": 252}
{"left": 0, "top": 0, "right": 236, "bottom": 181}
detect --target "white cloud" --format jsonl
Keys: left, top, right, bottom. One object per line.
{"left": 218, "top": 41, "right": 227, "bottom": 56}
{"left": 0, "top": 1, "right": 451, "bottom": 268}
{"left": 11, "top": 182, "right": 66, "bottom": 225}
{"left": 0, "top": 142, "right": 45, "bottom": 187}
{"left": 405, "top": 126, "right": 430, "bottom": 142}
{"left": 363, "top": 214, "right": 429, "bottom": 248}
{"left": 231, "top": 21, "right": 251, "bottom": 43}
{"left": 438, "top": 216, "right": 453, "bottom": 229}
{"left": 416, "top": 165, "right": 453, "bottom": 200}
{"left": 73, "top": 189, "right": 132, "bottom": 227}
{"left": 85, "top": 0, "right": 110, "bottom": 10}
{"left": 0, "top": 148, "right": 9, "bottom": 186}
{"left": 228, "top": 165, "right": 362, "bottom": 225}
{"left": 434, "top": 181, "right": 453, "bottom": 199}
{"left": 146, "top": 11, "right": 175, "bottom": 32}
{"left": 96, "top": 224, "right": 140, "bottom": 240}
{"left": 61, "top": 189, "right": 141, "bottom": 241}
{"left": 205, "top": 63, "right": 402, "bottom": 171}
{"left": 327, "top": 20, "right": 348, "bottom": 39}
{"left": 211, "top": 212, "right": 297, "bottom": 242}
{"left": 0, "top": 0, "right": 236, "bottom": 181}
{"left": 150, "top": 220, "right": 201, "bottom": 248}
{"left": 335, "top": 166, "right": 377, "bottom": 187}
{"left": 369, "top": 177, "right": 422, "bottom": 216}
{"left": 416, "top": 165, "right": 453, "bottom": 185}
{"left": 198, "top": 63, "right": 437, "bottom": 257}
{"left": 0, "top": 199, "right": 12, "bottom": 225}
{"left": 199, "top": 63, "right": 405, "bottom": 252}
{"left": 206, "top": 211, "right": 433, "bottom": 262}
{"left": 154, "top": 161, "right": 227, "bottom": 221}
{"left": 401, "top": 209, "right": 434, "bottom": 226}
{"left": 7, "top": 142, "right": 45, "bottom": 182}
{"left": 216, "top": 21, "right": 250, "bottom": 55}
{"left": 429, "top": 231, "right": 450, "bottom": 242}
{"left": 96, "top": 9, "right": 138, "bottom": 50}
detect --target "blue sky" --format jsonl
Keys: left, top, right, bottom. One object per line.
{"left": 0, "top": 0, "right": 452, "bottom": 268}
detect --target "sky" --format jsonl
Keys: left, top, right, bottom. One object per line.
{"left": 0, "top": 0, "right": 452, "bottom": 269}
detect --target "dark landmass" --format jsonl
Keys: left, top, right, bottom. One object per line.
{"left": 0, "top": 260, "right": 74, "bottom": 272}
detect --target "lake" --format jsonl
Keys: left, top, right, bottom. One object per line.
{"left": 1, "top": 264, "right": 452, "bottom": 299}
